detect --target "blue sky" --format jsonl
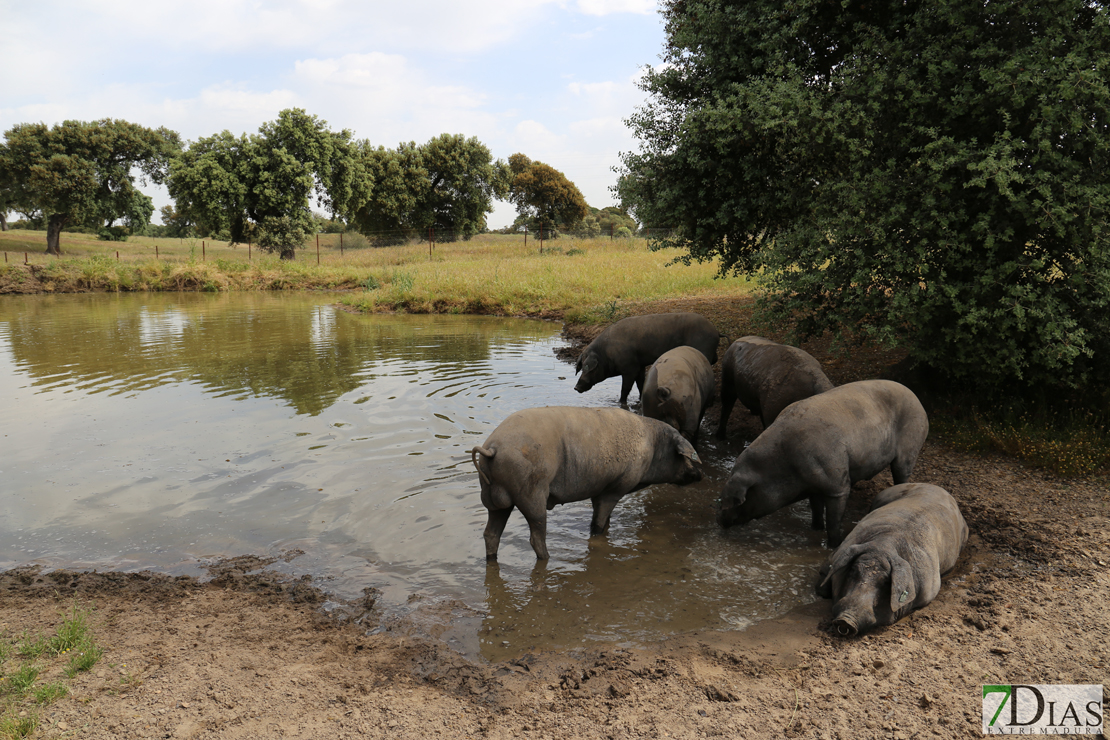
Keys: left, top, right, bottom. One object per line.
{"left": 0, "top": 0, "right": 668, "bottom": 228}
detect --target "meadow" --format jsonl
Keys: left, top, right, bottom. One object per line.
{"left": 0, "top": 229, "right": 754, "bottom": 320}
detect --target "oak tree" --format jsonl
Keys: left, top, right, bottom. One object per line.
{"left": 2, "top": 119, "right": 180, "bottom": 254}
{"left": 619, "top": 0, "right": 1110, "bottom": 392}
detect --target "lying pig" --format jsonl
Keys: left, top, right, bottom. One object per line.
{"left": 716, "top": 336, "right": 833, "bottom": 436}
{"left": 718, "top": 380, "right": 928, "bottom": 548}
{"left": 816, "top": 483, "right": 968, "bottom": 635}
{"left": 642, "top": 346, "right": 716, "bottom": 445}
{"left": 472, "top": 406, "right": 702, "bottom": 561}
{"left": 574, "top": 313, "right": 721, "bottom": 405}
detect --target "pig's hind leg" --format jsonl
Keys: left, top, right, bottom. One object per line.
{"left": 483, "top": 505, "right": 514, "bottom": 562}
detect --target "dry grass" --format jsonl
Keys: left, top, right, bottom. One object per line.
{"left": 0, "top": 230, "right": 756, "bottom": 317}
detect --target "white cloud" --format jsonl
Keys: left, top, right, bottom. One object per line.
{"left": 576, "top": 0, "right": 657, "bottom": 15}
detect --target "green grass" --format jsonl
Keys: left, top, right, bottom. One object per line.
{"left": 0, "top": 713, "right": 37, "bottom": 740}
{"left": 0, "top": 601, "right": 104, "bottom": 733}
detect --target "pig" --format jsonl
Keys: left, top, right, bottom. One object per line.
{"left": 574, "top": 313, "right": 722, "bottom": 405}
{"left": 642, "top": 346, "right": 716, "bottom": 445}
{"left": 816, "top": 482, "right": 968, "bottom": 635}
{"left": 716, "top": 336, "right": 834, "bottom": 437}
{"left": 718, "top": 379, "right": 929, "bottom": 548}
{"left": 471, "top": 406, "right": 703, "bottom": 561}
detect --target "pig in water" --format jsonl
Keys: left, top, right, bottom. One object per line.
{"left": 817, "top": 482, "right": 968, "bottom": 635}
{"left": 718, "top": 379, "right": 929, "bottom": 548}
{"left": 471, "top": 406, "right": 702, "bottom": 561}
{"left": 642, "top": 346, "right": 716, "bottom": 445}
{"left": 574, "top": 312, "right": 722, "bottom": 405}
{"left": 716, "top": 336, "right": 833, "bottom": 436}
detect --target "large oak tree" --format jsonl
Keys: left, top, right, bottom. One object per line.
{"left": 168, "top": 109, "right": 368, "bottom": 259}
{"left": 619, "top": 0, "right": 1110, "bottom": 392}
{"left": 2, "top": 119, "right": 180, "bottom": 254}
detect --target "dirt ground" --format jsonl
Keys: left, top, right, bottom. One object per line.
{"left": 2, "top": 296, "right": 1108, "bottom": 739}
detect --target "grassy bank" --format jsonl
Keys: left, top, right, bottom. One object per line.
{"left": 0, "top": 230, "right": 755, "bottom": 318}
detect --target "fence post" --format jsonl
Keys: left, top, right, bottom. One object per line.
{"left": 203, "top": 241, "right": 206, "bottom": 261}
{"left": 317, "top": 235, "right": 320, "bottom": 265}
{"left": 539, "top": 221, "right": 544, "bottom": 254}
{"left": 116, "top": 251, "right": 119, "bottom": 261}
{"left": 611, "top": 223, "right": 614, "bottom": 240}
{"left": 156, "top": 245, "right": 159, "bottom": 259}
{"left": 25, "top": 252, "right": 28, "bottom": 264}
{"left": 340, "top": 232, "right": 343, "bottom": 255}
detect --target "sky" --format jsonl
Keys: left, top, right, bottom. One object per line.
{"left": 0, "top": 0, "right": 668, "bottom": 228}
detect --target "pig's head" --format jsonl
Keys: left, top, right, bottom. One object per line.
{"left": 821, "top": 545, "right": 917, "bottom": 636}
{"left": 574, "top": 349, "right": 603, "bottom": 393}
{"left": 718, "top": 463, "right": 759, "bottom": 528}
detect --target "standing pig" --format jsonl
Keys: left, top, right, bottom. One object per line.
{"left": 574, "top": 313, "right": 721, "bottom": 405}
{"left": 816, "top": 483, "right": 968, "bottom": 635}
{"left": 718, "top": 380, "right": 928, "bottom": 548}
{"left": 716, "top": 336, "right": 834, "bottom": 437}
{"left": 642, "top": 346, "right": 715, "bottom": 445}
{"left": 472, "top": 406, "right": 702, "bottom": 561}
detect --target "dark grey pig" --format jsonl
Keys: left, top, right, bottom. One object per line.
{"left": 574, "top": 313, "right": 721, "bottom": 404}
{"left": 816, "top": 482, "right": 968, "bottom": 635}
{"left": 718, "top": 380, "right": 929, "bottom": 548}
{"left": 716, "top": 336, "right": 833, "bottom": 436}
{"left": 642, "top": 346, "right": 715, "bottom": 445}
{"left": 472, "top": 406, "right": 702, "bottom": 561}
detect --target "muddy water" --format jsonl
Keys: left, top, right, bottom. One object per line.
{"left": 0, "top": 293, "right": 830, "bottom": 662}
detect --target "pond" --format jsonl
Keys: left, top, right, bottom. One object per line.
{"left": 0, "top": 292, "right": 829, "bottom": 662}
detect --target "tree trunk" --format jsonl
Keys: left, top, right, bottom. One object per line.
{"left": 0, "top": 212, "right": 7, "bottom": 231}
{"left": 46, "top": 214, "right": 66, "bottom": 255}
{"left": 280, "top": 247, "right": 295, "bottom": 261}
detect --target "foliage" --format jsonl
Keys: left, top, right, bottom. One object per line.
{"left": 350, "top": 135, "right": 510, "bottom": 242}
{"left": 2, "top": 119, "right": 181, "bottom": 255}
{"left": 509, "top": 153, "right": 589, "bottom": 234}
{"left": 619, "top": 0, "right": 1110, "bottom": 393}
{"left": 168, "top": 108, "right": 368, "bottom": 259}
{"left": 158, "top": 204, "right": 194, "bottom": 238}
{"left": 97, "top": 225, "right": 131, "bottom": 241}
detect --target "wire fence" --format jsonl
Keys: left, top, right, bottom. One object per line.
{"left": 1, "top": 225, "right": 678, "bottom": 267}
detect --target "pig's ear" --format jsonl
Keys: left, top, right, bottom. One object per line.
{"left": 676, "top": 436, "right": 700, "bottom": 464}
{"left": 888, "top": 555, "right": 917, "bottom": 613}
{"left": 575, "top": 354, "right": 584, "bottom": 374}
{"left": 820, "top": 544, "right": 867, "bottom": 589}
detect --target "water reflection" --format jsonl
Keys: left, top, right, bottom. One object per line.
{"left": 0, "top": 293, "right": 833, "bottom": 663}
{"left": 3, "top": 293, "right": 526, "bottom": 415}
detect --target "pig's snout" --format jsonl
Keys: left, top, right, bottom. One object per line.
{"left": 834, "top": 617, "right": 858, "bottom": 636}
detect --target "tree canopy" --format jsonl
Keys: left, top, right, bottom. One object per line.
{"left": 168, "top": 109, "right": 367, "bottom": 259}
{"left": 509, "top": 154, "right": 589, "bottom": 236}
{"left": 349, "top": 134, "right": 509, "bottom": 242}
{"left": 2, "top": 119, "right": 181, "bottom": 254}
{"left": 619, "top": 0, "right": 1110, "bottom": 392}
